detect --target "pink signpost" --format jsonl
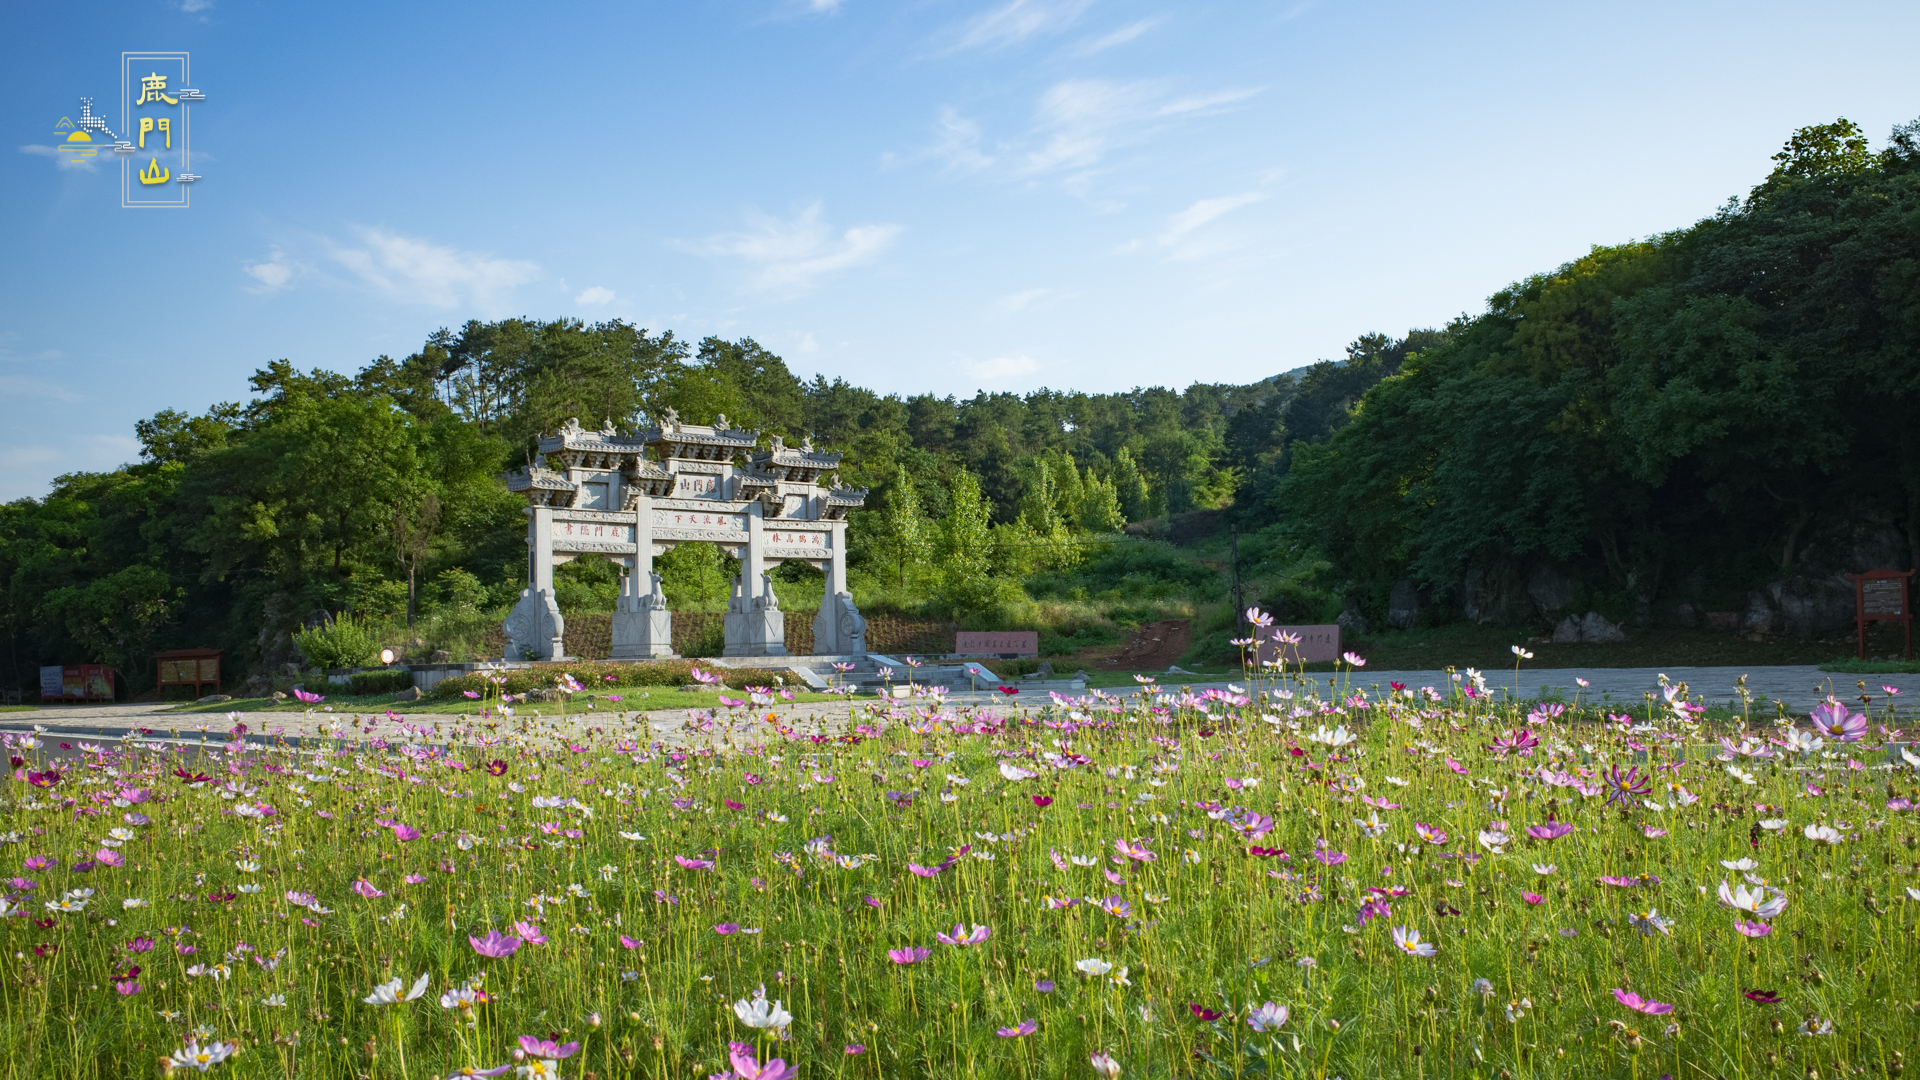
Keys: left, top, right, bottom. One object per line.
{"left": 1254, "top": 624, "right": 1343, "bottom": 666}
{"left": 956, "top": 631, "right": 1040, "bottom": 657}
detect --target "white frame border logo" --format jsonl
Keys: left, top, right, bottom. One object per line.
{"left": 121, "top": 51, "right": 194, "bottom": 209}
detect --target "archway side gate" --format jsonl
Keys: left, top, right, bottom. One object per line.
{"left": 502, "top": 413, "right": 869, "bottom": 661}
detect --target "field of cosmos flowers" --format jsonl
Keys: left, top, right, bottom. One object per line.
{"left": 3, "top": 634, "right": 1918, "bottom": 1079}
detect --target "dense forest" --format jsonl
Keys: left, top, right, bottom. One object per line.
{"left": 3, "top": 117, "right": 1916, "bottom": 694}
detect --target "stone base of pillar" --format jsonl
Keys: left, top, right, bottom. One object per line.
{"left": 812, "top": 591, "right": 867, "bottom": 656}
{"left": 610, "top": 571, "right": 674, "bottom": 659}
{"left": 503, "top": 588, "right": 567, "bottom": 661}
{"left": 723, "top": 609, "right": 787, "bottom": 656}
{"left": 610, "top": 605, "right": 674, "bottom": 658}
{"left": 723, "top": 572, "right": 786, "bottom": 656}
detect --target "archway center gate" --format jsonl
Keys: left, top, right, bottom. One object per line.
{"left": 502, "top": 412, "right": 869, "bottom": 661}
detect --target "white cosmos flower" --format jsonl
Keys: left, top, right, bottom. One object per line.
{"left": 1802, "top": 824, "right": 1842, "bottom": 845}
{"left": 1531, "top": 863, "right": 1557, "bottom": 876}
{"left": 1477, "top": 830, "right": 1509, "bottom": 854}
{"left": 260, "top": 994, "right": 287, "bottom": 1007}
{"left": 1076, "top": 958, "right": 1113, "bottom": 976}
{"left": 167, "top": 1040, "right": 236, "bottom": 1073}
{"left": 1307, "top": 725, "right": 1357, "bottom": 748}
{"left": 1720, "top": 858, "right": 1757, "bottom": 871}
{"left": 998, "top": 762, "right": 1038, "bottom": 781}
{"left": 618, "top": 831, "right": 646, "bottom": 841}
{"left": 1899, "top": 747, "right": 1919, "bottom": 768}
{"left": 1758, "top": 819, "right": 1789, "bottom": 831}
{"left": 1717, "top": 879, "right": 1788, "bottom": 918}
{"left": 122, "top": 898, "right": 149, "bottom": 909}
{"left": 362, "top": 972, "right": 432, "bottom": 1005}
{"left": 731, "top": 990, "right": 793, "bottom": 1030}
{"left": 1726, "top": 766, "right": 1757, "bottom": 785}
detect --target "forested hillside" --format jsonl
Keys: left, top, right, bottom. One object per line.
{"left": 3, "top": 117, "right": 1915, "bottom": 694}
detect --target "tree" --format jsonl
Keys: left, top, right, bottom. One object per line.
{"left": 933, "top": 469, "right": 1002, "bottom": 613}
{"left": 873, "top": 467, "right": 932, "bottom": 591}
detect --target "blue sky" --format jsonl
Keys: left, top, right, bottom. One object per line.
{"left": 5, "top": 0, "right": 1917, "bottom": 500}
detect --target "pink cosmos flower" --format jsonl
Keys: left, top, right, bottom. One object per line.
{"left": 1113, "top": 839, "right": 1157, "bottom": 863}
{"left": 94, "top": 849, "right": 124, "bottom": 868}
{"left": 619, "top": 935, "right": 643, "bottom": 949}
{"left": 1808, "top": 700, "right": 1868, "bottom": 742}
{"left": 1734, "top": 920, "right": 1773, "bottom": 938}
{"left": 518, "top": 1036, "right": 580, "bottom": 1059}
{"left": 727, "top": 1042, "right": 796, "bottom": 1080}
{"left": 888, "top": 947, "right": 931, "bottom": 964}
{"left": 674, "top": 856, "right": 714, "bottom": 870}
{"left": 907, "top": 863, "right": 943, "bottom": 878}
{"left": 391, "top": 824, "right": 422, "bottom": 842}
{"left": 1612, "top": 988, "right": 1674, "bottom": 1014}
{"left": 996, "top": 1019, "right": 1038, "bottom": 1038}
{"left": 714, "top": 923, "right": 741, "bottom": 935}
{"left": 284, "top": 891, "right": 316, "bottom": 908}
{"left": 404, "top": 874, "right": 427, "bottom": 884}
{"left": 934, "top": 923, "right": 991, "bottom": 946}
{"left": 1413, "top": 824, "right": 1448, "bottom": 845}
{"left": 292, "top": 688, "right": 324, "bottom": 704}
{"left": 1523, "top": 892, "right": 1545, "bottom": 905}
{"left": 469, "top": 930, "right": 522, "bottom": 958}
{"left": 115, "top": 979, "right": 141, "bottom": 995}
{"left": 1526, "top": 819, "right": 1573, "bottom": 841}
{"left": 352, "top": 879, "right": 387, "bottom": 899}
{"left": 513, "top": 921, "right": 548, "bottom": 945}
{"left": 125, "top": 936, "right": 155, "bottom": 953}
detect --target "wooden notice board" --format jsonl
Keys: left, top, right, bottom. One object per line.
{"left": 1848, "top": 569, "right": 1913, "bottom": 660}
{"left": 154, "top": 648, "right": 223, "bottom": 697}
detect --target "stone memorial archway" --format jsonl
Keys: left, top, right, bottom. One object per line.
{"left": 502, "top": 412, "right": 868, "bottom": 661}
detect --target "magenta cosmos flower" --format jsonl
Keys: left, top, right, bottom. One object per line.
{"left": 1612, "top": 989, "right": 1674, "bottom": 1015}
{"left": 518, "top": 1036, "right": 579, "bottom": 1059}
{"left": 887, "top": 947, "right": 931, "bottom": 964}
{"left": 934, "top": 923, "right": 991, "bottom": 946}
{"left": 674, "top": 855, "right": 714, "bottom": 870}
{"left": 726, "top": 1042, "right": 796, "bottom": 1080}
{"left": 469, "top": 930, "right": 522, "bottom": 958}
{"left": 996, "top": 1019, "right": 1038, "bottom": 1037}
{"left": 1526, "top": 818, "right": 1573, "bottom": 841}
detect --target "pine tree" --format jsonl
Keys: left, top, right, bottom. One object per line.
{"left": 1110, "top": 447, "right": 1151, "bottom": 522}
{"left": 935, "top": 468, "right": 1001, "bottom": 612}
{"left": 878, "top": 467, "right": 932, "bottom": 591}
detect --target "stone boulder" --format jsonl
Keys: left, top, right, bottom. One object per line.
{"left": 1550, "top": 611, "right": 1628, "bottom": 644}
{"left": 429, "top": 650, "right": 453, "bottom": 664}
{"left": 196, "top": 693, "right": 232, "bottom": 704}
{"left": 1336, "top": 603, "right": 1370, "bottom": 636}
{"left": 392, "top": 686, "right": 423, "bottom": 702}
{"left": 1740, "top": 591, "right": 1780, "bottom": 638}
{"left": 1387, "top": 580, "right": 1423, "bottom": 630}
{"left": 1527, "top": 566, "right": 1575, "bottom": 620}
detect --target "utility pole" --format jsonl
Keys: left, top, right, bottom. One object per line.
{"left": 1230, "top": 525, "right": 1244, "bottom": 634}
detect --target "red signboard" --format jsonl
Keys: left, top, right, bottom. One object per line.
{"left": 38, "top": 664, "right": 115, "bottom": 703}
{"left": 1849, "top": 569, "right": 1913, "bottom": 660}
{"left": 956, "top": 631, "right": 1040, "bottom": 657}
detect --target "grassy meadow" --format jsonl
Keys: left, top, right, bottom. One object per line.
{"left": 2, "top": 659, "right": 1917, "bottom": 1079}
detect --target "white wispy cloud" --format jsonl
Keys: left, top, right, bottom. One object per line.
{"left": 0, "top": 375, "right": 82, "bottom": 403}
{"left": 965, "top": 354, "right": 1040, "bottom": 379}
{"left": 181, "top": 0, "right": 214, "bottom": 11}
{"left": 686, "top": 203, "right": 902, "bottom": 297}
{"left": 924, "top": 78, "right": 1261, "bottom": 187}
{"left": 991, "top": 287, "right": 1077, "bottom": 316}
{"left": 941, "top": 0, "right": 1095, "bottom": 52}
{"left": 574, "top": 286, "right": 616, "bottom": 306}
{"left": 327, "top": 227, "right": 541, "bottom": 311}
{"left": 1066, "top": 18, "right": 1158, "bottom": 56}
{"left": 806, "top": 0, "right": 843, "bottom": 10}
{"left": 20, "top": 144, "right": 100, "bottom": 172}
{"left": 242, "top": 249, "right": 301, "bottom": 294}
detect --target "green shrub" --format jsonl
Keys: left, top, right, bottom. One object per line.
{"left": 291, "top": 615, "right": 381, "bottom": 670}
{"left": 347, "top": 669, "right": 415, "bottom": 695}
{"left": 430, "top": 659, "right": 793, "bottom": 698}
{"left": 431, "top": 567, "right": 489, "bottom": 611}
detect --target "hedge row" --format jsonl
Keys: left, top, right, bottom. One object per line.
{"left": 429, "top": 659, "right": 798, "bottom": 698}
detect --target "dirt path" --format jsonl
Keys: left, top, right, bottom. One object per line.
{"left": 1091, "top": 618, "right": 1191, "bottom": 670}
